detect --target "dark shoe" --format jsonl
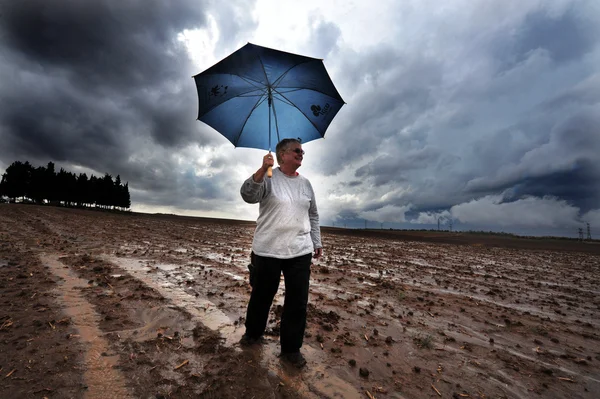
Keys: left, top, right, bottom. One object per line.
{"left": 280, "top": 351, "right": 307, "bottom": 368}
{"left": 239, "top": 334, "right": 263, "bottom": 346}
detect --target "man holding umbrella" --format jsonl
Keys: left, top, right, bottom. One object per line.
{"left": 239, "top": 138, "right": 322, "bottom": 368}
{"left": 193, "top": 43, "right": 344, "bottom": 368}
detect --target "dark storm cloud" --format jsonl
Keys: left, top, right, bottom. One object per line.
{"left": 465, "top": 109, "right": 600, "bottom": 213}
{"left": 481, "top": 5, "right": 597, "bottom": 77}
{"left": 542, "top": 73, "right": 600, "bottom": 111}
{"left": 0, "top": 0, "right": 256, "bottom": 204}
{"left": 319, "top": 46, "right": 442, "bottom": 175}
{"left": 514, "top": 6, "right": 596, "bottom": 65}
{"left": 344, "top": 180, "right": 362, "bottom": 188}
{"left": 1, "top": 81, "right": 130, "bottom": 160}
{"left": 135, "top": 172, "right": 231, "bottom": 207}
{"left": 305, "top": 16, "right": 341, "bottom": 58}
{"left": 355, "top": 147, "right": 441, "bottom": 186}
{"left": 509, "top": 161, "right": 600, "bottom": 212}
{"left": 1, "top": 0, "right": 209, "bottom": 148}
{"left": 0, "top": 1, "right": 204, "bottom": 165}
{"left": 1, "top": 0, "right": 203, "bottom": 90}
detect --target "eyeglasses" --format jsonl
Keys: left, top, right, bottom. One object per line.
{"left": 289, "top": 148, "right": 305, "bottom": 155}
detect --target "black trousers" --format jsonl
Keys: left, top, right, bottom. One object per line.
{"left": 244, "top": 252, "right": 312, "bottom": 353}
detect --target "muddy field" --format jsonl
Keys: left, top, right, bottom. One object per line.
{"left": 1, "top": 204, "right": 599, "bottom": 398}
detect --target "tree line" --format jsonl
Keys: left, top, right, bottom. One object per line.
{"left": 0, "top": 161, "right": 131, "bottom": 210}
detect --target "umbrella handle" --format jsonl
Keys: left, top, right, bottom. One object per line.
{"left": 267, "top": 150, "right": 273, "bottom": 178}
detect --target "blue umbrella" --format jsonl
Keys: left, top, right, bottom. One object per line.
{"left": 193, "top": 43, "right": 345, "bottom": 174}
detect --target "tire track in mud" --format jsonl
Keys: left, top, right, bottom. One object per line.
{"left": 43, "top": 254, "right": 133, "bottom": 399}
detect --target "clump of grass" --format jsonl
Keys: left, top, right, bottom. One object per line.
{"left": 397, "top": 291, "right": 406, "bottom": 301}
{"left": 413, "top": 334, "right": 434, "bottom": 349}
{"left": 532, "top": 325, "right": 549, "bottom": 336}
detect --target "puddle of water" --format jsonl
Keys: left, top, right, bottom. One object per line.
{"left": 43, "top": 254, "right": 133, "bottom": 399}
{"left": 221, "top": 270, "right": 245, "bottom": 281}
{"left": 155, "top": 263, "right": 180, "bottom": 272}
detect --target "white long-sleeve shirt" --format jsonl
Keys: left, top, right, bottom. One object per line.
{"left": 240, "top": 167, "right": 322, "bottom": 259}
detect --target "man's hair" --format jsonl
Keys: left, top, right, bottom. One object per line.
{"left": 275, "top": 138, "right": 302, "bottom": 163}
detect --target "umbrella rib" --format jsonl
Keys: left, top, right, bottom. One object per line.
{"left": 272, "top": 88, "right": 303, "bottom": 95}
{"left": 237, "top": 74, "right": 269, "bottom": 90}
{"left": 275, "top": 85, "right": 343, "bottom": 100}
{"left": 271, "top": 91, "right": 296, "bottom": 107}
{"left": 271, "top": 60, "right": 344, "bottom": 101}
{"left": 270, "top": 60, "right": 313, "bottom": 87}
{"left": 232, "top": 95, "right": 268, "bottom": 146}
{"left": 199, "top": 79, "right": 267, "bottom": 115}
{"left": 255, "top": 54, "right": 272, "bottom": 86}
{"left": 237, "top": 92, "right": 268, "bottom": 98}
{"left": 273, "top": 59, "right": 344, "bottom": 102}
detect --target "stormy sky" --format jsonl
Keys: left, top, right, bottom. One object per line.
{"left": 1, "top": 0, "right": 599, "bottom": 237}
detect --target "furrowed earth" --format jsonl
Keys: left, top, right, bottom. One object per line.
{"left": 1, "top": 204, "right": 599, "bottom": 398}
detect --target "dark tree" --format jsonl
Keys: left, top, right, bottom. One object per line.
{"left": 0, "top": 160, "right": 131, "bottom": 210}
{"left": 29, "top": 166, "right": 47, "bottom": 204}
{"left": 0, "top": 161, "right": 32, "bottom": 201}
{"left": 45, "top": 162, "right": 58, "bottom": 203}
{"left": 76, "top": 173, "right": 89, "bottom": 207}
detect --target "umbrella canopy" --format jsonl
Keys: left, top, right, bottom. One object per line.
{"left": 193, "top": 43, "right": 345, "bottom": 151}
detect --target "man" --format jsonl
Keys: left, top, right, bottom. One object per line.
{"left": 239, "top": 138, "right": 322, "bottom": 368}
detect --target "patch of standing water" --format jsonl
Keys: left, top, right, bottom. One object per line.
{"left": 105, "top": 256, "right": 242, "bottom": 346}
{"left": 154, "top": 263, "right": 179, "bottom": 272}
{"left": 201, "top": 252, "right": 231, "bottom": 262}
{"left": 220, "top": 270, "right": 245, "bottom": 281}
{"left": 183, "top": 261, "right": 248, "bottom": 282}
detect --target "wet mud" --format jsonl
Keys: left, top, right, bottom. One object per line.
{"left": 1, "top": 204, "right": 599, "bottom": 398}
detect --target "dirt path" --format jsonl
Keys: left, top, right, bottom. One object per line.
{"left": 1, "top": 204, "right": 599, "bottom": 398}
{"left": 43, "top": 254, "right": 133, "bottom": 398}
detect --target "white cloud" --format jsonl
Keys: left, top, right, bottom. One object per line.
{"left": 581, "top": 209, "right": 600, "bottom": 229}
{"left": 450, "top": 195, "right": 581, "bottom": 228}
{"left": 412, "top": 210, "right": 452, "bottom": 225}
{"left": 359, "top": 204, "right": 412, "bottom": 224}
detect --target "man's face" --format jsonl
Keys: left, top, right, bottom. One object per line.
{"left": 282, "top": 142, "right": 304, "bottom": 168}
